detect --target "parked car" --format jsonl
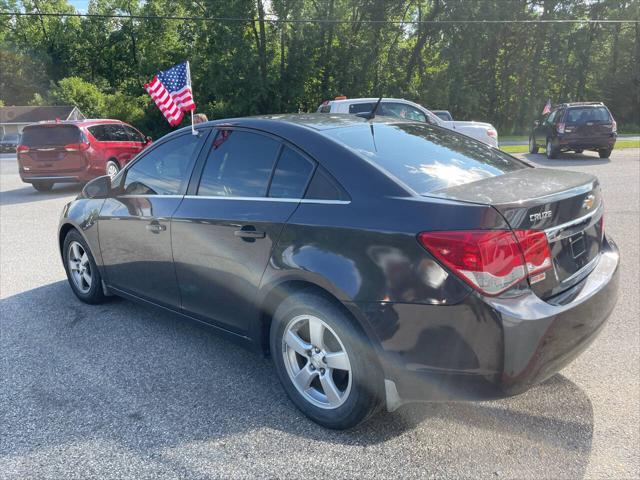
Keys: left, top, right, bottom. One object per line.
{"left": 529, "top": 102, "right": 617, "bottom": 159}
{"left": 432, "top": 110, "right": 453, "bottom": 121}
{"left": 318, "top": 97, "right": 499, "bottom": 147}
{"left": 59, "top": 114, "right": 619, "bottom": 429}
{"left": 17, "top": 119, "right": 151, "bottom": 192}
{"left": 0, "top": 133, "right": 19, "bottom": 153}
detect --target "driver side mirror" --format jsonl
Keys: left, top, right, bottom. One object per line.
{"left": 533, "top": 120, "right": 540, "bottom": 127}
{"left": 82, "top": 175, "right": 112, "bottom": 199}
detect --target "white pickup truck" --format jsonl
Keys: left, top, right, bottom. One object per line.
{"left": 318, "top": 97, "right": 499, "bottom": 147}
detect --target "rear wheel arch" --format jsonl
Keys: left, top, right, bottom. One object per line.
{"left": 257, "top": 280, "right": 374, "bottom": 357}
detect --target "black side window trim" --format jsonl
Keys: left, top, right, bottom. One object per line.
{"left": 117, "top": 129, "right": 212, "bottom": 197}
{"left": 187, "top": 126, "right": 322, "bottom": 199}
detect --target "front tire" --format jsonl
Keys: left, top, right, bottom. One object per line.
{"left": 546, "top": 139, "right": 558, "bottom": 159}
{"left": 62, "top": 230, "right": 107, "bottom": 304}
{"left": 599, "top": 149, "right": 612, "bottom": 159}
{"left": 270, "top": 292, "right": 383, "bottom": 429}
{"left": 529, "top": 136, "right": 539, "bottom": 154}
{"left": 32, "top": 181, "right": 53, "bottom": 192}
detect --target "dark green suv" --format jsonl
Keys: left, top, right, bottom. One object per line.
{"left": 529, "top": 102, "right": 617, "bottom": 159}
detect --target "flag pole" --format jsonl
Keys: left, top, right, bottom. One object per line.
{"left": 187, "top": 61, "right": 197, "bottom": 136}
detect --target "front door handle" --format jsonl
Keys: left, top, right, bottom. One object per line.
{"left": 146, "top": 221, "right": 166, "bottom": 233}
{"left": 234, "top": 229, "right": 265, "bottom": 239}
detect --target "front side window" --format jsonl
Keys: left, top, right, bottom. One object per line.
{"left": 123, "top": 133, "right": 203, "bottom": 195}
{"left": 268, "top": 147, "right": 315, "bottom": 198}
{"left": 123, "top": 125, "right": 145, "bottom": 143}
{"left": 198, "top": 130, "right": 281, "bottom": 197}
{"left": 544, "top": 111, "right": 557, "bottom": 125}
{"left": 381, "top": 103, "right": 427, "bottom": 123}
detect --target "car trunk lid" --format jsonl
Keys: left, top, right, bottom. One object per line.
{"left": 431, "top": 168, "right": 604, "bottom": 300}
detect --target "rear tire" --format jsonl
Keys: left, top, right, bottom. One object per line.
{"left": 32, "top": 181, "right": 53, "bottom": 192}
{"left": 529, "top": 136, "right": 539, "bottom": 154}
{"left": 106, "top": 160, "right": 120, "bottom": 178}
{"left": 546, "top": 139, "right": 557, "bottom": 159}
{"left": 62, "top": 230, "right": 107, "bottom": 304}
{"left": 598, "top": 149, "right": 612, "bottom": 159}
{"left": 270, "top": 292, "right": 383, "bottom": 429}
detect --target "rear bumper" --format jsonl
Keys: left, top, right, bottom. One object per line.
{"left": 20, "top": 174, "right": 83, "bottom": 184}
{"left": 356, "top": 238, "right": 620, "bottom": 407}
{"left": 556, "top": 134, "right": 616, "bottom": 151}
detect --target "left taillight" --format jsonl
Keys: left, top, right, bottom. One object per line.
{"left": 557, "top": 123, "right": 566, "bottom": 134}
{"left": 418, "top": 229, "right": 552, "bottom": 296}
{"left": 16, "top": 145, "right": 29, "bottom": 153}
{"left": 64, "top": 142, "right": 90, "bottom": 152}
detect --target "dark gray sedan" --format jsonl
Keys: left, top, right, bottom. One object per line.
{"left": 58, "top": 114, "right": 619, "bottom": 429}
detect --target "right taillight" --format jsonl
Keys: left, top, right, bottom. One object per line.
{"left": 418, "top": 229, "right": 552, "bottom": 296}
{"left": 612, "top": 120, "right": 617, "bottom": 133}
{"left": 16, "top": 145, "right": 29, "bottom": 153}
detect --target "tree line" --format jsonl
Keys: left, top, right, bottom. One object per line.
{"left": 1, "top": 0, "right": 638, "bottom": 138}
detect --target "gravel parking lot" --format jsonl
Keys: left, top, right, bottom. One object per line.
{"left": 1, "top": 149, "right": 638, "bottom": 479}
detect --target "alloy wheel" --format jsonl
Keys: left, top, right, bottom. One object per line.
{"left": 282, "top": 314, "right": 352, "bottom": 409}
{"left": 107, "top": 162, "right": 119, "bottom": 178}
{"left": 67, "top": 241, "right": 92, "bottom": 294}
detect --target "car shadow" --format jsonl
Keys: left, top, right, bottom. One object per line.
{"left": 0, "top": 184, "right": 82, "bottom": 207}
{"left": 1, "top": 281, "right": 594, "bottom": 477}
{"left": 520, "top": 152, "right": 611, "bottom": 167}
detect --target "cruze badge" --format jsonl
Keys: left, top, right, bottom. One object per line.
{"left": 530, "top": 210, "right": 553, "bottom": 223}
{"left": 582, "top": 194, "right": 596, "bottom": 210}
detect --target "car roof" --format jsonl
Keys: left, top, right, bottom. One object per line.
{"left": 24, "top": 119, "right": 127, "bottom": 128}
{"left": 197, "top": 113, "right": 414, "bottom": 132}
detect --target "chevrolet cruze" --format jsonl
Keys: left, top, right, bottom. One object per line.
{"left": 58, "top": 114, "right": 619, "bottom": 429}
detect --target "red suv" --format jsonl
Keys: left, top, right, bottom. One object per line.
{"left": 17, "top": 119, "right": 151, "bottom": 191}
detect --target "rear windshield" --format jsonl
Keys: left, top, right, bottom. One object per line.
{"left": 564, "top": 107, "right": 612, "bottom": 125}
{"left": 20, "top": 125, "right": 81, "bottom": 147}
{"left": 323, "top": 123, "right": 526, "bottom": 194}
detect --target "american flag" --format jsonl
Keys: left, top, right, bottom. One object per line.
{"left": 145, "top": 62, "right": 196, "bottom": 126}
{"left": 542, "top": 98, "right": 552, "bottom": 115}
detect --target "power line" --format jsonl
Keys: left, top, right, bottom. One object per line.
{"left": 1, "top": 11, "right": 637, "bottom": 24}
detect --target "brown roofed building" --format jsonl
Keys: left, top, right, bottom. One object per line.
{"left": 0, "top": 106, "right": 85, "bottom": 137}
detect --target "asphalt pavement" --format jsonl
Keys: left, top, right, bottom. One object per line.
{"left": 1, "top": 149, "right": 639, "bottom": 479}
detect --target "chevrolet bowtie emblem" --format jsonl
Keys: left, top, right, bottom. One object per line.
{"left": 582, "top": 194, "right": 596, "bottom": 210}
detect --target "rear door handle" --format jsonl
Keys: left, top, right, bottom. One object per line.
{"left": 146, "top": 221, "right": 166, "bottom": 233}
{"left": 234, "top": 229, "right": 265, "bottom": 239}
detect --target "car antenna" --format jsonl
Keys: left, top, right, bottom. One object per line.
{"left": 356, "top": 96, "right": 383, "bottom": 121}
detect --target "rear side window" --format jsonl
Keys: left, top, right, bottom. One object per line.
{"left": 106, "top": 124, "right": 129, "bottom": 141}
{"left": 565, "top": 107, "right": 612, "bottom": 125}
{"left": 268, "top": 147, "right": 315, "bottom": 198}
{"left": 20, "top": 125, "right": 80, "bottom": 146}
{"left": 348, "top": 103, "right": 375, "bottom": 114}
{"left": 318, "top": 104, "right": 331, "bottom": 113}
{"left": 324, "top": 123, "right": 526, "bottom": 195}
{"left": 123, "top": 133, "right": 202, "bottom": 195}
{"left": 305, "top": 167, "right": 348, "bottom": 201}
{"left": 198, "top": 130, "right": 280, "bottom": 197}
